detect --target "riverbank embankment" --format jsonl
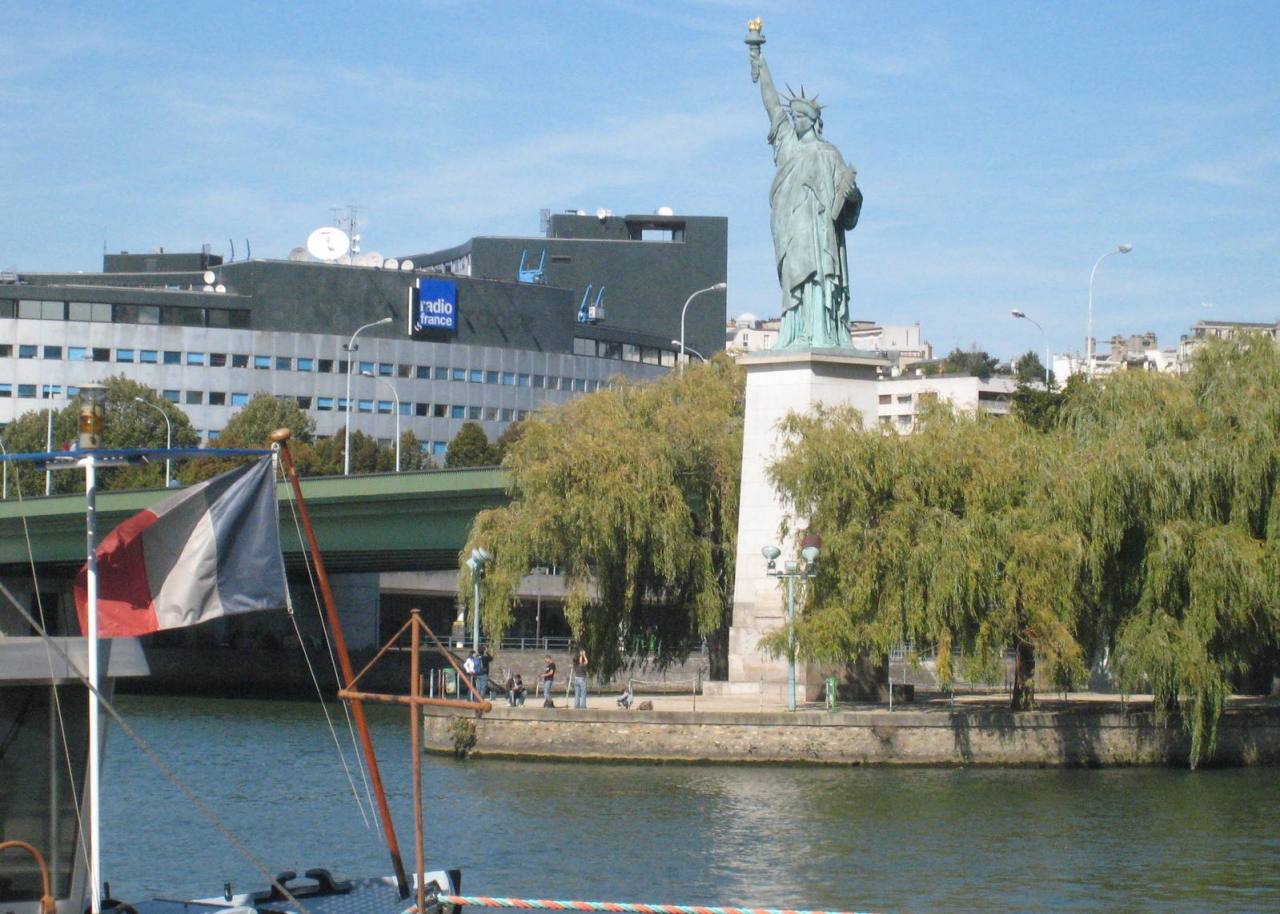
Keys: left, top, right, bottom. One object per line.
{"left": 421, "top": 692, "right": 1280, "bottom": 768}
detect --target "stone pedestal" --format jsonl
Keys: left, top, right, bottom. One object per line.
{"left": 711, "top": 349, "right": 884, "bottom": 700}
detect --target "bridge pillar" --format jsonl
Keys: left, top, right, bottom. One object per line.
{"left": 329, "top": 573, "right": 382, "bottom": 650}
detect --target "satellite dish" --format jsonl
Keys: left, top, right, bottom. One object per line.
{"left": 202, "top": 270, "right": 216, "bottom": 284}
{"left": 288, "top": 246, "right": 309, "bottom": 261}
{"left": 365, "top": 252, "right": 384, "bottom": 268}
{"left": 400, "top": 260, "right": 414, "bottom": 271}
{"left": 384, "top": 258, "right": 399, "bottom": 270}
{"left": 202, "top": 284, "right": 214, "bottom": 292}
{"left": 306, "top": 226, "right": 350, "bottom": 261}
{"left": 656, "top": 206, "right": 674, "bottom": 216}
{"left": 596, "top": 207, "right": 611, "bottom": 221}
{"left": 214, "top": 283, "right": 226, "bottom": 293}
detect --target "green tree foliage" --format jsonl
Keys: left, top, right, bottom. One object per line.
{"left": 445, "top": 421, "right": 499, "bottom": 468}
{"left": 463, "top": 355, "right": 745, "bottom": 681}
{"left": 767, "top": 335, "right": 1280, "bottom": 765}
{"left": 0, "top": 376, "right": 200, "bottom": 495}
{"left": 183, "top": 393, "right": 317, "bottom": 483}
{"left": 494, "top": 419, "right": 527, "bottom": 461}
{"left": 940, "top": 346, "right": 1001, "bottom": 379}
{"left": 1014, "top": 349, "right": 1048, "bottom": 385}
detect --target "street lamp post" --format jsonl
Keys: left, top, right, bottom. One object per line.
{"left": 344, "top": 317, "right": 393, "bottom": 475}
{"left": 1010, "top": 310, "right": 1050, "bottom": 385}
{"left": 135, "top": 397, "right": 173, "bottom": 487}
{"left": 466, "top": 548, "right": 491, "bottom": 650}
{"left": 361, "top": 371, "right": 401, "bottom": 472}
{"left": 762, "top": 534, "right": 821, "bottom": 711}
{"left": 678, "top": 282, "right": 727, "bottom": 372}
{"left": 1087, "top": 244, "right": 1133, "bottom": 381}
{"left": 670, "top": 340, "right": 705, "bottom": 363}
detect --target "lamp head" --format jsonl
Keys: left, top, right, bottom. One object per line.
{"left": 711, "top": 282, "right": 727, "bottom": 291}
{"left": 361, "top": 370, "right": 374, "bottom": 378}
{"left": 800, "top": 533, "right": 822, "bottom": 571}
{"left": 1117, "top": 244, "right": 1133, "bottom": 254}
{"left": 762, "top": 544, "right": 781, "bottom": 571}
{"left": 1011, "top": 309, "right": 1026, "bottom": 319}
{"left": 377, "top": 316, "right": 394, "bottom": 324}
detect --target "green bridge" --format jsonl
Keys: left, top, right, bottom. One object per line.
{"left": 0, "top": 467, "right": 510, "bottom": 579}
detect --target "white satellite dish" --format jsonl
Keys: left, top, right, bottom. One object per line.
{"left": 288, "top": 246, "right": 309, "bottom": 261}
{"left": 202, "top": 270, "right": 216, "bottom": 284}
{"left": 306, "top": 226, "right": 350, "bottom": 262}
{"left": 384, "top": 258, "right": 399, "bottom": 270}
{"left": 365, "top": 252, "right": 384, "bottom": 268}
{"left": 400, "top": 260, "right": 414, "bottom": 271}
{"left": 656, "top": 206, "right": 674, "bottom": 216}
{"left": 214, "top": 283, "right": 226, "bottom": 293}
{"left": 596, "top": 207, "right": 611, "bottom": 221}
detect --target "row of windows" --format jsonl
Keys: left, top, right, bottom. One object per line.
{"left": 0, "top": 384, "right": 538, "bottom": 423}
{"left": 572, "top": 337, "right": 678, "bottom": 367}
{"left": 0, "top": 344, "right": 599, "bottom": 392}
{"left": 0, "top": 299, "right": 251, "bottom": 328}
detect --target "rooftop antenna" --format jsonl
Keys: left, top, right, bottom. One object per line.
{"left": 229, "top": 239, "right": 236, "bottom": 262}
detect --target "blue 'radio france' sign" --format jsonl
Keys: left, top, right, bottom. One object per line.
{"left": 413, "top": 279, "right": 457, "bottom": 332}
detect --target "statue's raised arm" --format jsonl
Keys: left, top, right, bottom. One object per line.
{"left": 744, "top": 19, "right": 861, "bottom": 352}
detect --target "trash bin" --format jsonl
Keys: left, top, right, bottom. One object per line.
{"left": 825, "top": 677, "right": 839, "bottom": 712}
{"left": 444, "top": 668, "right": 457, "bottom": 696}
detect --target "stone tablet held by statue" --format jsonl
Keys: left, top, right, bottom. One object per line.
{"left": 746, "top": 20, "right": 862, "bottom": 351}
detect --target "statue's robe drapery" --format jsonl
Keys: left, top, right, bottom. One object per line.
{"left": 767, "top": 105, "right": 862, "bottom": 350}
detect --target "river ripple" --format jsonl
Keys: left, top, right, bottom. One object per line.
{"left": 100, "top": 695, "right": 1279, "bottom": 914}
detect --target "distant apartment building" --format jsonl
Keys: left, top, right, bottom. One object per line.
{"left": 1178, "top": 319, "right": 1279, "bottom": 364}
{"left": 728, "top": 315, "right": 932, "bottom": 373}
{"left": 876, "top": 375, "right": 1017, "bottom": 432}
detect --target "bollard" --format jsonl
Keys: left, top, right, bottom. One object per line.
{"left": 825, "top": 677, "right": 838, "bottom": 712}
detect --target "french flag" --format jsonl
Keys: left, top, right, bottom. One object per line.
{"left": 75, "top": 456, "right": 289, "bottom": 638}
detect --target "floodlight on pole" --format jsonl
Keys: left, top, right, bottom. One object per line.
{"left": 1010, "top": 310, "right": 1050, "bottom": 385}
{"left": 762, "top": 534, "right": 820, "bottom": 711}
{"left": 362, "top": 371, "right": 401, "bottom": 472}
{"left": 1086, "top": 244, "right": 1133, "bottom": 381}
{"left": 678, "top": 282, "right": 727, "bottom": 372}
{"left": 343, "top": 317, "right": 393, "bottom": 475}
{"left": 134, "top": 397, "right": 173, "bottom": 487}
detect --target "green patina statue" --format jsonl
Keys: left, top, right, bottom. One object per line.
{"left": 747, "top": 19, "right": 862, "bottom": 351}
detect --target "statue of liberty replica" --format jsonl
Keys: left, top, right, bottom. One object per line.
{"left": 747, "top": 19, "right": 862, "bottom": 351}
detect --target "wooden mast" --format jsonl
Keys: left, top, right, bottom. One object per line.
{"left": 269, "top": 429, "right": 410, "bottom": 899}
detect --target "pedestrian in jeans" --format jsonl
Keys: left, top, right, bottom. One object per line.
{"left": 572, "top": 648, "right": 589, "bottom": 709}
{"left": 540, "top": 655, "right": 556, "bottom": 706}
{"left": 475, "top": 646, "right": 491, "bottom": 700}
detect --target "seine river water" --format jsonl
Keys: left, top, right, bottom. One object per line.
{"left": 100, "top": 695, "right": 1278, "bottom": 914}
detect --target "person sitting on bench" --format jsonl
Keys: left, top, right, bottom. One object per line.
{"left": 617, "top": 683, "right": 633, "bottom": 709}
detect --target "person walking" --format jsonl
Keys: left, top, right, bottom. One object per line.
{"left": 476, "top": 645, "right": 492, "bottom": 699}
{"left": 463, "top": 650, "right": 478, "bottom": 701}
{"left": 572, "top": 648, "right": 589, "bottom": 709}
{"left": 539, "top": 654, "right": 556, "bottom": 707}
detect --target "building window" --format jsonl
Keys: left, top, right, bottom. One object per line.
{"left": 431, "top": 441, "right": 448, "bottom": 456}
{"left": 500, "top": 372, "right": 515, "bottom": 386}
{"left": 434, "top": 367, "right": 449, "bottom": 380}
{"left": 517, "top": 373, "right": 531, "bottom": 387}
{"left": 469, "top": 370, "right": 484, "bottom": 383}
{"left": 68, "top": 302, "right": 112, "bottom": 322}
{"left": 0, "top": 344, "right": 10, "bottom": 357}
{"left": 359, "top": 361, "right": 374, "bottom": 376}
{"left": 622, "top": 344, "right": 639, "bottom": 362}
{"left": 116, "top": 347, "right": 136, "bottom": 362}
{"left": 433, "top": 404, "right": 447, "bottom": 418}
{"left": 532, "top": 375, "right": 545, "bottom": 389}
{"left": 163, "top": 351, "right": 182, "bottom": 365}
{"left": 317, "top": 397, "right": 334, "bottom": 411}
{"left": 415, "top": 403, "right": 430, "bottom": 416}
{"left": 450, "top": 405, "right": 465, "bottom": 419}
{"left": 484, "top": 370, "right": 499, "bottom": 384}
{"left": 296, "top": 396, "right": 312, "bottom": 409}
{"left": 162, "top": 390, "right": 179, "bottom": 402}
{"left": 378, "top": 363, "right": 392, "bottom": 377}
{"left": 210, "top": 352, "right": 227, "bottom": 367}
{"left": 42, "top": 385, "right": 61, "bottom": 398}
{"left": 452, "top": 368, "right": 466, "bottom": 382}
{"left": 318, "top": 359, "right": 334, "bottom": 373}
{"left": 484, "top": 407, "right": 499, "bottom": 421}
{"left": 358, "top": 399, "right": 374, "bottom": 413}
{"left": 0, "top": 383, "right": 10, "bottom": 397}
{"left": 377, "top": 400, "right": 392, "bottom": 414}
{"left": 397, "top": 364, "right": 412, "bottom": 378}
{"left": 338, "top": 398, "right": 349, "bottom": 413}
{"left": 185, "top": 391, "right": 203, "bottom": 405}
{"left": 44, "top": 346, "right": 63, "bottom": 360}
{"left": 468, "top": 406, "right": 482, "bottom": 420}
{"left": 253, "top": 355, "right": 271, "bottom": 369}
{"left": 207, "top": 429, "right": 220, "bottom": 441}
{"left": 416, "top": 366, "right": 431, "bottom": 380}
{"left": 230, "top": 393, "right": 249, "bottom": 406}
{"left": 187, "top": 352, "right": 205, "bottom": 366}
{"left": 92, "top": 347, "right": 109, "bottom": 362}
{"left": 140, "top": 350, "right": 158, "bottom": 364}
{"left": 297, "top": 358, "right": 313, "bottom": 372}
{"left": 209, "top": 392, "right": 226, "bottom": 406}
{"left": 501, "top": 408, "right": 514, "bottom": 421}
{"left": 276, "top": 356, "right": 292, "bottom": 371}
{"left": 232, "top": 354, "right": 249, "bottom": 368}
{"left": 878, "top": 394, "right": 891, "bottom": 405}
{"left": 18, "top": 345, "right": 36, "bottom": 359}
{"left": 18, "top": 384, "right": 37, "bottom": 398}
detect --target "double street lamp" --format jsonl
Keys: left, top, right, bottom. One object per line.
{"left": 762, "top": 533, "right": 821, "bottom": 711}
{"left": 343, "top": 317, "right": 393, "bottom": 476}
{"left": 677, "top": 282, "right": 727, "bottom": 372}
{"left": 134, "top": 397, "right": 173, "bottom": 487}
{"left": 1087, "top": 244, "right": 1133, "bottom": 381}
{"left": 361, "top": 371, "right": 401, "bottom": 472}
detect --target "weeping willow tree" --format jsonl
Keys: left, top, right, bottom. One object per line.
{"left": 1059, "top": 334, "right": 1280, "bottom": 762}
{"left": 461, "top": 355, "right": 745, "bottom": 682}
{"left": 766, "top": 398, "right": 1085, "bottom": 710}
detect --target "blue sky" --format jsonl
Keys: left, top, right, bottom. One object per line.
{"left": 3, "top": 1, "right": 1277, "bottom": 361}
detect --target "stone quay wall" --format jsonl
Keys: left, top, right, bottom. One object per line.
{"left": 421, "top": 704, "right": 1280, "bottom": 767}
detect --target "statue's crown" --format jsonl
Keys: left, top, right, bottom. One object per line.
{"left": 784, "top": 84, "right": 823, "bottom": 116}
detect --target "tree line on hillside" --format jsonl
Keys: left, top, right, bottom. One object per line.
{"left": 0, "top": 376, "right": 508, "bottom": 495}
{"left": 463, "top": 338, "right": 1279, "bottom": 767}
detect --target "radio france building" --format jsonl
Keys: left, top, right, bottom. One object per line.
{"left": 0, "top": 210, "right": 728, "bottom": 456}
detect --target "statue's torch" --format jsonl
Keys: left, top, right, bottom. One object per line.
{"left": 745, "top": 18, "right": 765, "bottom": 83}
